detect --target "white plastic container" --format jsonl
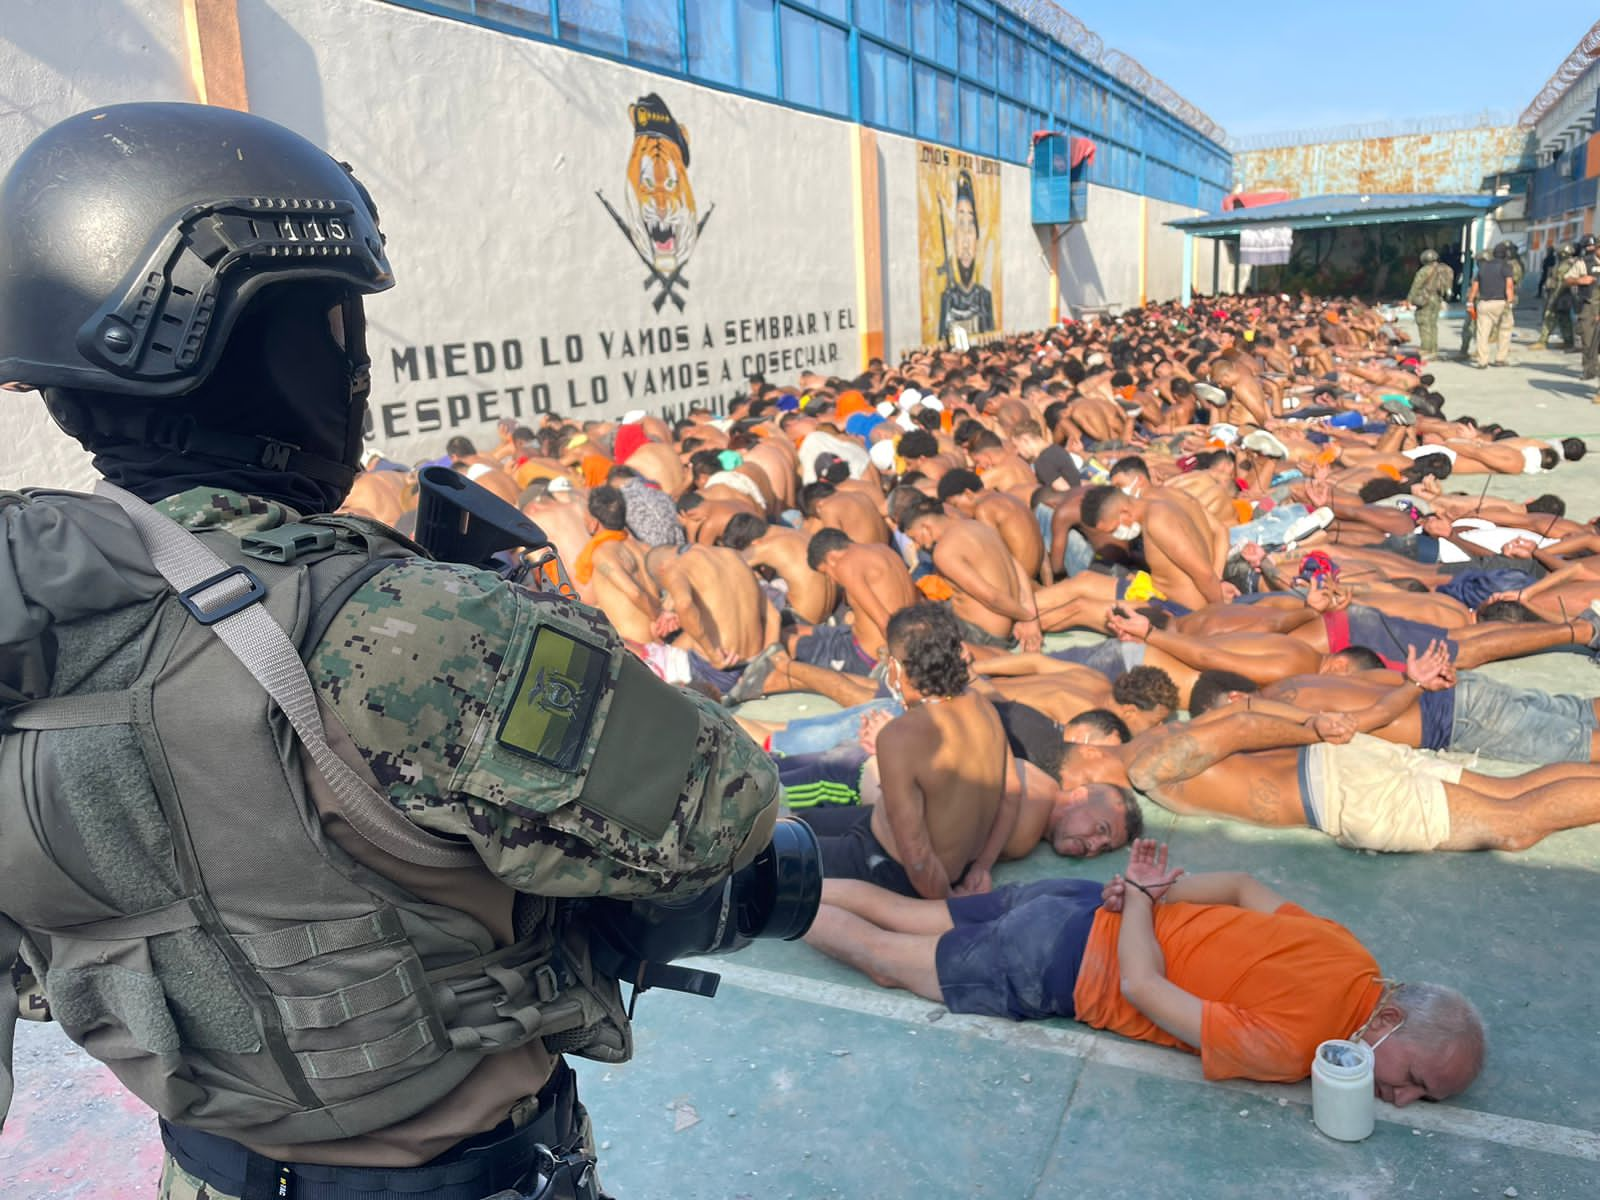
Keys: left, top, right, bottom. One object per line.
{"left": 1311, "top": 1038, "right": 1376, "bottom": 1142}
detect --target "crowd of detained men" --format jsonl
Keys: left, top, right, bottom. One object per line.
{"left": 344, "top": 292, "right": 1600, "bottom": 1108}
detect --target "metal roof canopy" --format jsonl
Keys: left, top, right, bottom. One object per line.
{"left": 1168, "top": 193, "right": 1503, "bottom": 303}
{"left": 1167, "top": 192, "right": 1502, "bottom": 237}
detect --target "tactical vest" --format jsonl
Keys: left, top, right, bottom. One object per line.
{"left": 0, "top": 487, "right": 637, "bottom": 1147}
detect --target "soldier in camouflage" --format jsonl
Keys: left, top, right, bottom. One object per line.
{"left": 0, "top": 104, "right": 780, "bottom": 1200}
{"left": 1575, "top": 235, "right": 1600, "bottom": 381}
{"left": 1501, "top": 240, "right": 1525, "bottom": 302}
{"left": 1406, "top": 248, "right": 1453, "bottom": 355}
{"left": 1533, "top": 244, "right": 1579, "bottom": 352}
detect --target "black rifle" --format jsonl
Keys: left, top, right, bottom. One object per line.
{"left": 412, "top": 465, "right": 577, "bottom": 596}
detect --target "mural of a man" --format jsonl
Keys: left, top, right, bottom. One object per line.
{"left": 939, "top": 169, "right": 995, "bottom": 341}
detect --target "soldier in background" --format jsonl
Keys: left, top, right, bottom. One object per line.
{"left": 1574, "top": 234, "right": 1600, "bottom": 381}
{"left": 1538, "top": 244, "right": 1557, "bottom": 297}
{"left": 1501, "top": 241, "right": 1526, "bottom": 306}
{"left": 1405, "top": 248, "right": 1453, "bottom": 355}
{"left": 1458, "top": 249, "right": 1492, "bottom": 361}
{"left": 1532, "top": 244, "right": 1578, "bottom": 352}
{"left": 1440, "top": 242, "right": 1465, "bottom": 301}
{"left": 1468, "top": 243, "right": 1516, "bottom": 368}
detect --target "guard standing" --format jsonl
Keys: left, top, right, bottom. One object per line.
{"left": 1575, "top": 234, "right": 1600, "bottom": 381}
{"left": 1458, "top": 250, "right": 1492, "bottom": 362}
{"left": 0, "top": 104, "right": 786, "bottom": 1200}
{"left": 1468, "top": 244, "right": 1516, "bottom": 368}
{"left": 1532, "top": 244, "right": 1578, "bottom": 351}
{"left": 1406, "top": 248, "right": 1453, "bottom": 355}
{"left": 1501, "top": 240, "right": 1525, "bottom": 304}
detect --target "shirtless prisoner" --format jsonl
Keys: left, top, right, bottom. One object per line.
{"left": 791, "top": 604, "right": 1018, "bottom": 897}
{"left": 901, "top": 502, "right": 1043, "bottom": 652}
{"left": 1057, "top": 671, "right": 1600, "bottom": 855}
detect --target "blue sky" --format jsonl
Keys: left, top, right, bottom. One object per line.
{"left": 1053, "top": 2, "right": 1583, "bottom": 141}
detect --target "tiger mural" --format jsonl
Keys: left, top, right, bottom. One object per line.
{"left": 621, "top": 93, "right": 697, "bottom": 276}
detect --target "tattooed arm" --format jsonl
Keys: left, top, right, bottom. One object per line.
{"left": 1126, "top": 712, "right": 1331, "bottom": 793}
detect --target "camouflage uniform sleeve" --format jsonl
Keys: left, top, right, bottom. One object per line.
{"left": 310, "top": 559, "right": 778, "bottom": 898}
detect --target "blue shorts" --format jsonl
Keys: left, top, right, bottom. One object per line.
{"left": 1113, "top": 574, "right": 1192, "bottom": 619}
{"left": 1450, "top": 672, "right": 1598, "bottom": 764}
{"left": 1035, "top": 502, "right": 1056, "bottom": 552}
{"left": 1344, "top": 606, "right": 1457, "bottom": 664}
{"left": 1047, "top": 638, "right": 1145, "bottom": 681}
{"left": 1418, "top": 687, "right": 1455, "bottom": 751}
{"left": 794, "top": 623, "right": 876, "bottom": 676}
{"left": 934, "top": 878, "right": 1104, "bottom": 1021}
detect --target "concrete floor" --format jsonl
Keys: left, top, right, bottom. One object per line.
{"left": 5, "top": 308, "right": 1600, "bottom": 1199}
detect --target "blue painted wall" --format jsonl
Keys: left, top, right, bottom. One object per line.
{"left": 384, "top": 0, "right": 1233, "bottom": 209}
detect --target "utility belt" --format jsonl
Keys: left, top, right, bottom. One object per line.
{"left": 161, "top": 1061, "right": 599, "bottom": 1200}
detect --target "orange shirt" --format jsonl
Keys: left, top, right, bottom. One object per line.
{"left": 1072, "top": 902, "right": 1382, "bottom": 1083}
{"left": 580, "top": 452, "right": 613, "bottom": 489}
{"left": 512, "top": 458, "right": 565, "bottom": 489}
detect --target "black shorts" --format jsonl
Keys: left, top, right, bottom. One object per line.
{"left": 794, "top": 623, "right": 876, "bottom": 676}
{"left": 934, "top": 878, "right": 1103, "bottom": 1021}
{"left": 779, "top": 746, "right": 869, "bottom": 808}
{"left": 794, "top": 805, "right": 916, "bottom": 895}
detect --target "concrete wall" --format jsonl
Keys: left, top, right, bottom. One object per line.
{"left": 1056, "top": 184, "right": 1141, "bottom": 314}
{"left": 1234, "top": 125, "right": 1535, "bottom": 198}
{"left": 0, "top": 0, "right": 1209, "bottom": 489}
{"left": 246, "top": 0, "right": 862, "bottom": 460}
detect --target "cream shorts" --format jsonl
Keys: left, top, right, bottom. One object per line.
{"left": 1300, "top": 734, "right": 1460, "bottom": 852}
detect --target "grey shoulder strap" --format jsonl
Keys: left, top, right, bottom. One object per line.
{"left": 93, "top": 482, "right": 477, "bottom": 872}
{"left": 0, "top": 913, "right": 18, "bottom": 1133}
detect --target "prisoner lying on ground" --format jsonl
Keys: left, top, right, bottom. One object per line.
{"left": 805, "top": 838, "right": 1485, "bottom": 1102}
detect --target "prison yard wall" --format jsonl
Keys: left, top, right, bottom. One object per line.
{"left": 1233, "top": 125, "right": 1536, "bottom": 199}
{"left": 0, "top": 0, "right": 1228, "bottom": 488}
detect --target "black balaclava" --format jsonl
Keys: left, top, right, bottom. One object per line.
{"left": 46, "top": 280, "right": 370, "bottom": 514}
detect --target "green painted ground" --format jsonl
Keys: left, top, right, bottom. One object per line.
{"left": 5, "top": 309, "right": 1598, "bottom": 1199}
{"left": 576, "top": 310, "right": 1600, "bottom": 1199}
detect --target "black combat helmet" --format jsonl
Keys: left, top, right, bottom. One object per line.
{"left": 0, "top": 103, "right": 394, "bottom": 510}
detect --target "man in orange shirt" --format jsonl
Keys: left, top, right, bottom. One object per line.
{"left": 805, "top": 839, "right": 1485, "bottom": 1104}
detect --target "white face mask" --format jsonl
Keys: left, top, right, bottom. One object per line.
{"left": 1119, "top": 482, "right": 1141, "bottom": 499}
{"left": 1112, "top": 521, "right": 1141, "bottom": 541}
{"left": 886, "top": 659, "right": 906, "bottom": 707}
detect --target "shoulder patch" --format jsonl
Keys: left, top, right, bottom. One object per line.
{"left": 497, "top": 624, "right": 611, "bottom": 770}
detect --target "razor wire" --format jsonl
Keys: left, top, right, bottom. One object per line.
{"left": 1519, "top": 18, "right": 1600, "bottom": 129}
{"left": 997, "top": 0, "right": 1228, "bottom": 146}
{"left": 1231, "top": 109, "right": 1525, "bottom": 152}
